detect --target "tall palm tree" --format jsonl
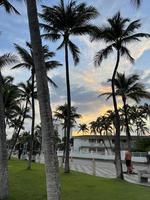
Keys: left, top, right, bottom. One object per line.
{"left": 40, "top": 0, "right": 99, "bottom": 173}
{"left": 0, "top": 54, "right": 17, "bottom": 199}
{"left": 0, "top": 2, "right": 19, "bottom": 198}
{"left": 12, "top": 42, "right": 61, "bottom": 169}
{"left": 54, "top": 104, "right": 81, "bottom": 164}
{"left": 101, "top": 73, "right": 150, "bottom": 150}
{"left": 26, "top": 0, "right": 60, "bottom": 199}
{"left": 78, "top": 123, "right": 89, "bottom": 135}
{"left": 93, "top": 12, "right": 150, "bottom": 179}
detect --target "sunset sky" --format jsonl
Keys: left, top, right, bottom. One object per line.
{"left": 1, "top": 0, "right": 150, "bottom": 137}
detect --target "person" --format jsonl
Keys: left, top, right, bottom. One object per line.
{"left": 125, "top": 150, "right": 133, "bottom": 174}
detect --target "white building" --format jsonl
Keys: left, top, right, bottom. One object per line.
{"left": 73, "top": 135, "right": 149, "bottom": 154}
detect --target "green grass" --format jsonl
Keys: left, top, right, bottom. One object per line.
{"left": 8, "top": 160, "right": 150, "bottom": 200}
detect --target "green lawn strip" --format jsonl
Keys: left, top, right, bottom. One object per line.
{"left": 8, "top": 160, "right": 150, "bottom": 200}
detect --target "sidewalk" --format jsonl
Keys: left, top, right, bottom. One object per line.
{"left": 69, "top": 158, "right": 150, "bottom": 186}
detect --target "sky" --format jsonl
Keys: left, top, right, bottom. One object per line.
{"left": 1, "top": 0, "right": 150, "bottom": 137}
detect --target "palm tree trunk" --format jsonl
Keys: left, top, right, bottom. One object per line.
{"left": 8, "top": 98, "right": 29, "bottom": 160}
{"left": 27, "top": 69, "right": 35, "bottom": 170}
{"left": 26, "top": 1, "right": 60, "bottom": 199}
{"left": 64, "top": 40, "right": 71, "bottom": 173}
{"left": 0, "top": 72, "right": 8, "bottom": 200}
{"left": 106, "top": 130, "right": 113, "bottom": 151}
{"left": 112, "top": 49, "right": 123, "bottom": 180}
{"left": 62, "top": 126, "right": 67, "bottom": 164}
{"left": 122, "top": 97, "right": 131, "bottom": 151}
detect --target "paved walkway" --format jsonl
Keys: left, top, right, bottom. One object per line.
{"left": 69, "top": 158, "right": 150, "bottom": 186}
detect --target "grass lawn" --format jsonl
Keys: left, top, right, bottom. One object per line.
{"left": 8, "top": 159, "right": 150, "bottom": 200}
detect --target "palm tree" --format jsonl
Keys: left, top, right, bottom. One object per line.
{"left": 78, "top": 123, "right": 89, "bottom": 135}
{"left": 129, "top": 105, "right": 148, "bottom": 136}
{"left": 0, "top": 2, "right": 19, "bottom": 198}
{"left": 89, "top": 121, "right": 97, "bottom": 135}
{"left": 12, "top": 42, "right": 61, "bottom": 170}
{"left": 98, "top": 116, "right": 113, "bottom": 150}
{"left": 40, "top": 0, "right": 99, "bottom": 173}
{"left": 54, "top": 104, "right": 81, "bottom": 164}
{"left": 101, "top": 73, "right": 150, "bottom": 150}
{"left": 93, "top": 12, "right": 150, "bottom": 179}
{"left": 8, "top": 81, "right": 32, "bottom": 159}
{"left": 0, "top": 53, "right": 17, "bottom": 199}
{"left": 26, "top": 0, "right": 60, "bottom": 198}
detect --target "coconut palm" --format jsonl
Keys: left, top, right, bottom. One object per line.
{"left": 89, "top": 121, "right": 97, "bottom": 135}
{"left": 78, "top": 123, "right": 89, "bottom": 135}
{"left": 0, "top": 53, "right": 17, "bottom": 199}
{"left": 40, "top": 0, "right": 99, "bottom": 173}
{"left": 26, "top": 1, "right": 61, "bottom": 198}
{"left": 3, "top": 76, "right": 21, "bottom": 126}
{"left": 8, "top": 81, "right": 32, "bottom": 159}
{"left": 98, "top": 116, "right": 113, "bottom": 150}
{"left": 12, "top": 42, "right": 61, "bottom": 170}
{"left": 54, "top": 104, "right": 81, "bottom": 164}
{"left": 101, "top": 73, "right": 150, "bottom": 150}
{"left": 129, "top": 105, "right": 148, "bottom": 136}
{"left": 93, "top": 12, "right": 150, "bottom": 179}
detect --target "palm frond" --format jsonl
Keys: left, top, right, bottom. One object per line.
{"left": 120, "top": 46, "right": 134, "bottom": 64}
{"left": 68, "top": 40, "right": 80, "bottom": 65}
{"left": 0, "top": 53, "right": 18, "bottom": 69}
{"left": 0, "top": 0, "right": 20, "bottom": 14}
{"left": 94, "top": 45, "right": 113, "bottom": 66}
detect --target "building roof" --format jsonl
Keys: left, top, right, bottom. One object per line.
{"left": 73, "top": 135, "right": 150, "bottom": 140}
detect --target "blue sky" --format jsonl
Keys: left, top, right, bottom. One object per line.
{"left": 1, "top": 0, "right": 150, "bottom": 136}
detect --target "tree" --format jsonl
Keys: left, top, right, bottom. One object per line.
{"left": 12, "top": 42, "right": 61, "bottom": 169}
{"left": 93, "top": 12, "right": 150, "bottom": 179}
{"left": 0, "top": 54, "right": 17, "bottom": 199}
{"left": 54, "top": 104, "right": 81, "bottom": 164}
{"left": 89, "top": 121, "right": 97, "bottom": 135}
{"left": 40, "top": 0, "right": 99, "bottom": 173}
{"left": 26, "top": 0, "right": 60, "bottom": 199}
{"left": 0, "top": 2, "right": 19, "bottom": 198}
{"left": 97, "top": 116, "right": 113, "bottom": 150}
{"left": 78, "top": 123, "right": 89, "bottom": 135}
{"left": 8, "top": 81, "right": 32, "bottom": 159}
{"left": 101, "top": 73, "right": 150, "bottom": 150}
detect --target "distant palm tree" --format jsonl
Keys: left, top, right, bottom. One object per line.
{"left": 78, "top": 123, "right": 89, "bottom": 135}
{"left": 129, "top": 105, "right": 148, "bottom": 136}
{"left": 0, "top": 53, "right": 17, "bottom": 199}
{"left": 101, "top": 73, "right": 150, "bottom": 150}
{"left": 8, "top": 81, "right": 32, "bottom": 159}
{"left": 89, "top": 121, "right": 97, "bottom": 135}
{"left": 54, "top": 104, "right": 81, "bottom": 164}
{"left": 93, "top": 12, "right": 150, "bottom": 179}
{"left": 40, "top": 0, "right": 99, "bottom": 173}
{"left": 98, "top": 116, "right": 113, "bottom": 150}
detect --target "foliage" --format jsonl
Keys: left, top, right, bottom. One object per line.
{"left": 134, "top": 138, "right": 150, "bottom": 152}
